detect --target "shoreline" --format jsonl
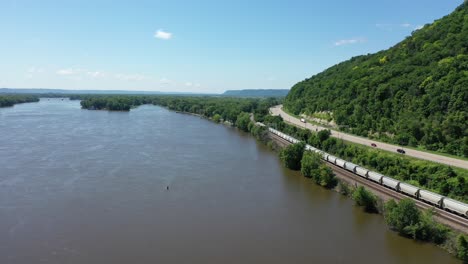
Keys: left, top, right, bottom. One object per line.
{"left": 267, "top": 131, "right": 465, "bottom": 259}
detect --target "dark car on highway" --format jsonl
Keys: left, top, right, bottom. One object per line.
{"left": 397, "top": 148, "right": 406, "bottom": 154}
{"left": 371, "top": 143, "right": 377, "bottom": 147}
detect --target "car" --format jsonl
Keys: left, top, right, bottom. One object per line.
{"left": 371, "top": 143, "right": 377, "bottom": 147}
{"left": 397, "top": 148, "right": 406, "bottom": 154}
{"left": 300, "top": 118, "right": 306, "bottom": 123}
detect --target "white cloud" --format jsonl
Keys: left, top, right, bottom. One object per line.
{"left": 375, "top": 23, "right": 391, "bottom": 30}
{"left": 87, "top": 71, "right": 105, "bottom": 78}
{"left": 114, "top": 73, "right": 147, "bottom": 81}
{"left": 154, "top": 29, "right": 172, "bottom": 40}
{"left": 56, "top": 68, "right": 77, "bottom": 75}
{"left": 185, "top": 82, "right": 193, "bottom": 87}
{"left": 27, "top": 67, "right": 45, "bottom": 73}
{"left": 334, "top": 38, "right": 366, "bottom": 46}
{"left": 414, "top": 25, "right": 423, "bottom": 30}
{"left": 159, "top": 78, "right": 173, "bottom": 85}
{"left": 400, "top": 23, "right": 411, "bottom": 28}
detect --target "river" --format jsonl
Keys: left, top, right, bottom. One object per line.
{"left": 0, "top": 98, "right": 459, "bottom": 263}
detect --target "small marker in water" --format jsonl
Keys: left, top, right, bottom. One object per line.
{"left": 166, "top": 186, "right": 169, "bottom": 190}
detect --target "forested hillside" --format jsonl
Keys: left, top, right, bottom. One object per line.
{"left": 284, "top": 3, "right": 468, "bottom": 157}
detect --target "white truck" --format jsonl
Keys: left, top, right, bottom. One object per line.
{"left": 300, "top": 118, "right": 306, "bottom": 123}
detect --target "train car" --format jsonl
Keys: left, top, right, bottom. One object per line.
{"left": 355, "top": 167, "right": 368, "bottom": 178}
{"left": 419, "top": 190, "right": 444, "bottom": 207}
{"left": 344, "top": 162, "right": 358, "bottom": 173}
{"left": 442, "top": 198, "right": 468, "bottom": 217}
{"left": 314, "top": 149, "right": 324, "bottom": 155}
{"left": 256, "top": 122, "right": 265, "bottom": 127}
{"left": 367, "top": 171, "right": 384, "bottom": 183}
{"left": 305, "top": 144, "right": 316, "bottom": 151}
{"left": 305, "top": 145, "right": 317, "bottom": 152}
{"left": 399, "top": 182, "right": 420, "bottom": 197}
{"left": 335, "top": 158, "right": 346, "bottom": 168}
{"left": 327, "top": 155, "right": 337, "bottom": 164}
{"left": 322, "top": 152, "right": 329, "bottom": 160}
{"left": 381, "top": 176, "right": 400, "bottom": 191}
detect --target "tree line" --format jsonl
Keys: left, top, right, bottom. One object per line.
{"left": 0, "top": 94, "right": 39, "bottom": 107}
{"left": 75, "top": 94, "right": 281, "bottom": 126}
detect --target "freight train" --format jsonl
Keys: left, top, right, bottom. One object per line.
{"left": 268, "top": 127, "right": 468, "bottom": 218}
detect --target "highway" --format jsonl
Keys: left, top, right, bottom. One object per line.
{"left": 270, "top": 105, "right": 468, "bottom": 170}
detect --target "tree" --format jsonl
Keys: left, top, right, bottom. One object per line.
{"left": 212, "top": 114, "right": 222, "bottom": 123}
{"left": 301, "top": 151, "right": 322, "bottom": 178}
{"left": 317, "top": 129, "right": 331, "bottom": 142}
{"left": 318, "top": 164, "right": 337, "bottom": 188}
{"left": 280, "top": 142, "right": 306, "bottom": 170}
{"left": 457, "top": 235, "right": 468, "bottom": 263}
{"left": 352, "top": 186, "right": 378, "bottom": 212}
{"left": 385, "top": 198, "right": 421, "bottom": 236}
{"left": 236, "top": 112, "right": 251, "bottom": 132}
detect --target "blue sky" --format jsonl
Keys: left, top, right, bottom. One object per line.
{"left": 0, "top": 0, "right": 463, "bottom": 93}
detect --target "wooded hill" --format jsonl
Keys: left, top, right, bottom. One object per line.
{"left": 284, "top": 3, "right": 468, "bottom": 157}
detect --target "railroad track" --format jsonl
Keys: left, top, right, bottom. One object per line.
{"left": 328, "top": 163, "right": 468, "bottom": 232}
{"left": 269, "top": 132, "right": 468, "bottom": 233}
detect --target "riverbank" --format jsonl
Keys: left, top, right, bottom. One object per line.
{"left": 266, "top": 130, "right": 466, "bottom": 261}
{"left": 0, "top": 94, "right": 39, "bottom": 107}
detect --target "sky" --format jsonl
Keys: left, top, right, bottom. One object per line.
{"left": 0, "top": 0, "right": 463, "bottom": 93}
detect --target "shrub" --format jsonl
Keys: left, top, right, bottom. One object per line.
{"left": 280, "top": 142, "right": 306, "bottom": 170}
{"left": 352, "top": 186, "right": 378, "bottom": 212}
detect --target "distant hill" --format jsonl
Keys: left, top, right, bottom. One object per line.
{"left": 284, "top": 3, "right": 468, "bottom": 157}
{"left": 222, "top": 89, "right": 289, "bottom": 97}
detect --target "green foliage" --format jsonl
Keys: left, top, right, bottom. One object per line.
{"left": 457, "top": 235, "right": 468, "bottom": 263}
{"left": 338, "top": 180, "right": 351, "bottom": 196}
{"left": 80, "top": 96, "right": 132, "bottom": 111}
{"left": 385, "top": 199, "right": 448, "bottom": 243}
{"left": 317, "top": 129, "right": 331, "bottom": 142}
{"left": 284, "top": 4, "right": 468, "bottom": 157}
{"left": 212, "top": 114, "right": 222, "bottom": 123}
{"left": 76, "top": 95, "right": 280, "bottom": 129}
{"left": 280, "top": 142, "right": 305, "bottom": 170}
{"left": 318, "top": 164, "right": 337, "bottom": 188}
{"left": 301, "top": 151, "right": 322, "bottom": 178}
{"left": 235, "top": 112, "right": 251, "bottom": 132}
{"left": 301, "top": 151, "right": 337, "bottom": 188}
{"left": 249, "top": 124, "right": 267, "bottom": 140}
{"left": 385, "top": 198, "right": 420, "bottom": 236}
{"left": 0, "top": 94, "right": 39, "bottom": 107}
{"left": 275, "top": 118, "right": 468, "bottom": 201}
{"left": 352, "top": 186, "right": 378, "bottom": 212}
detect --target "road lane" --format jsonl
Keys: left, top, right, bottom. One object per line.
{"left": 270, "top": 105, "right": 468, "bottom": 170}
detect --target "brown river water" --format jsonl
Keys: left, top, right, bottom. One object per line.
{"left": 0, "top": 98, "right": 459, "bottom": 263}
